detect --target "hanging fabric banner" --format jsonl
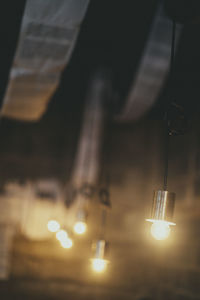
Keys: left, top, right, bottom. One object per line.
{"left": 1, "top": 0, "right": 89, "bottom": 121}
{"left": 71, "top": 72, "right": 107, "bottom": 189}
{"left": 117, "top": 4, "right": 182, "bottom": 122}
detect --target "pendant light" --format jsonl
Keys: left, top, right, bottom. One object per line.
{"left": 73, "top": 184, "right": 92, "bottom": 235}
{"left": 91, "top": 188, "right": 111, "bottom": 273}
{"left": 73, "top": 209, "right": 87, "bottom": 235}
{"left": 91, "top": 239, "right": 109, "bottom": 273}
{"left": 90, "top": 83, "right": 112, "bottom": 272}
{"left": 146, "top": 20, "right": 177, "bottom": 241}
{"left": 56, "top": 228, "right": 73, "bottom": 249}
{"left": 47, "top": 220, "right": 60, "bottom": 233}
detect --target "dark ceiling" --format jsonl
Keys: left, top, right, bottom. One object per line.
{"left": 0, "top": 0, "right": 200, "bottom": 182}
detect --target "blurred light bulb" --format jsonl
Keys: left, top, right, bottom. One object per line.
{"left": 60, "top": 238, "right": 73, "bottom": 249}
{"left": 56, "top": 230, "right": 68, "bottom": 242}
{"left": 47, "top": 220, "right": 60, "bottom": 233}
{"left": 92, "top": 258, "right": 107, "bottom": 273}
{"left": 150, "top": 221, "right": 170, "bottom": 240}
{"left": 74, "top": 221, "right": 87, "bottom": 235}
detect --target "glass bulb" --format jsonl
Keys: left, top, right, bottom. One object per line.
{"left": 60, "top": 238, "right": 73, "bottom": 249}
{"left": 150, "top": 221, "right": 170, "bottom": 240}
{"left": 92, "top": 258, "right": 107, "bottom": 273}
{"left": 56, "top": 230, "right": 68, "bottom": 242}
{"left": 73, "top": 221, "right": 87, "bottom": 235}
{"left": 47, "top": 220, "right": 60, "bottom": 233}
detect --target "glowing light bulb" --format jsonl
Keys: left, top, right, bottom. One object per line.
{"left": 47, "top": 220, "right": 60, "bottom": 233}
{"left": 60, "top": 238, "right": 73, "bottom": 249}
{"left": 91, "top": 258, "right": 107, "bottom": 273}
{"left": 56, "top": 230, "right": 68, "bottom": 242}
{"left": 74, "top": 221, "right": 87, "bottom": 235}
{"left": 150, "top": 221, "right": 170, "bottom": 240}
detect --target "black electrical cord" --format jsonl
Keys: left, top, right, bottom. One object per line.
{"left": 163, "top": 20, "right": 176, "bottom": 191}
{"left": 163, "top": 122, "right": 169, "bottom": 190}
{"left": 100, "top": 207, "right": 107, "bottom": 239}
{"left": 99, "top": 99, "right": 112, "bottom": 239}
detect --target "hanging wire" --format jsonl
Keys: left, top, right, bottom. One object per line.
{"left": 163, "top": 19, "right": 176, "bottom": 191}
{"left": 99, "top": 135, "right": 111, "bottom": 239}
{"left": 99, "top": 190, "right": 110, "bottom": 239}
{"left": 163, "top": 121, "right": 169, "bottom": 190}
{"left": 98, "top": 87, "right": 112, "bottom": 239}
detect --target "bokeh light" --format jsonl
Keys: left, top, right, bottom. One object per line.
{"left": 60, "top": 238, "right": 73, "bottom": 249}
{"left": 47, "top": 220, "right": 60, "bottom": 233}
{"left": 73, "top": 221, "right": 87, "bottom": 235}
{"left": 56, "top": 229, "right": 68, "bottom": 242}
{"left": 91, "top": 258, "right": 108, "bottom": 273}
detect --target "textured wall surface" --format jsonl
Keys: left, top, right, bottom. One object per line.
{"left": 0, "top": 119, "right": 200, "bottom": 299}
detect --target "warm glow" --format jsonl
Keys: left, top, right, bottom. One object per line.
{"left": 60, "top": 238, "right": 73, "bottom": 249}
{"left": 74, "top": 221, "right": 87, "bottom": 235}
{"left": 56, "top": 229, "right": 68, "bottom": 242}
{"left": 150, "top": 221, "right": 171, "bottom": 240}
{"left": 91, "top": 259, "right": 107, "bottom": 273}
{"left": 47, "top": 220, "right": 60, "bottom": 232}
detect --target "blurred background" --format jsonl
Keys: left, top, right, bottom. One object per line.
{"left": 0, "top": 0, "right": 200, "bottom": 299}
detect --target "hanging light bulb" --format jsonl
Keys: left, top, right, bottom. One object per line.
{"left": 56, "top": 229, "right": 73, "bottom": 249}
{"left": 150, "top": 220, "right": 171, "bottom": 240}
{"left": 90, "top": 188, "right": 111, "bottom": 272}
{"left": 74, "top": 221, "right": 87, "bottom": 235}
{"left": 145, "top": 20, "right": 182, "bottom": 241}
{"left": 56, "top": 229, "right": 68, "bottom": 242}
{"left": 146, "top": 190, "right": 175, "bottom": 240}
{"left": 92, "top": 258, "right": 108, "bottom": 272}
{"left": 60, "top": 237, "right": 73, "bottom": 249}
{"left": 47, "top": 220, "right": 60, "bottom": 233}
{"left": 73, "top": 209, "right": 87, "bottom": 235}
{"left": 91, "top": 240, "right": 109, "bottom": 273}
